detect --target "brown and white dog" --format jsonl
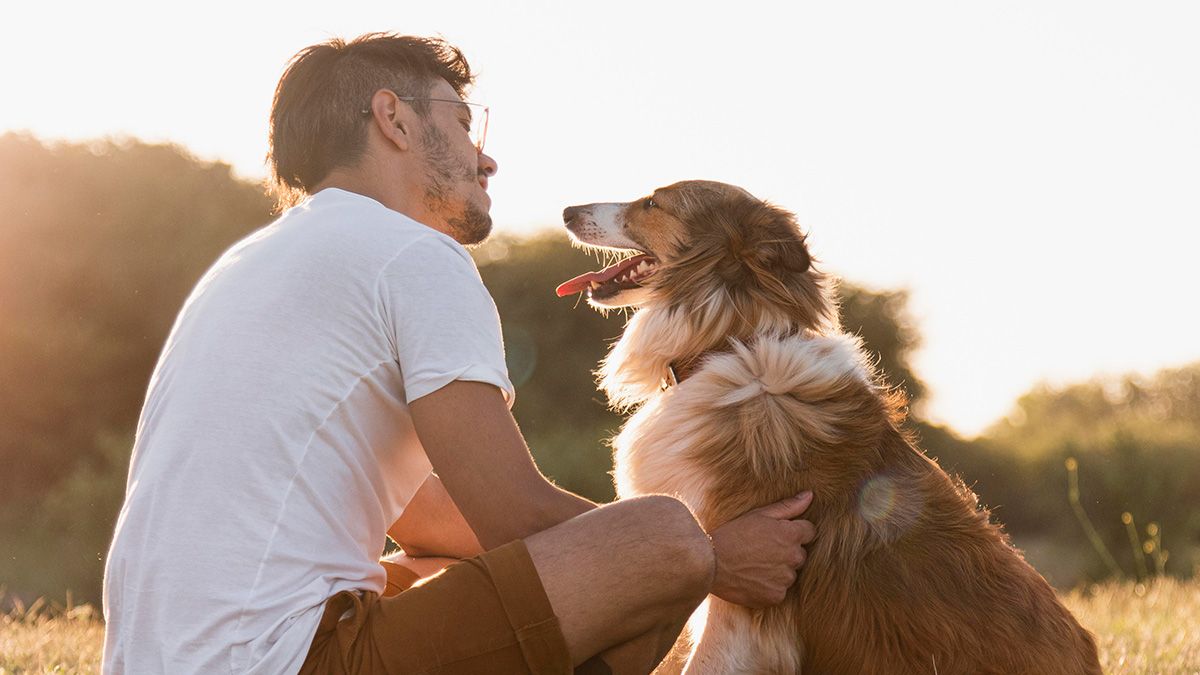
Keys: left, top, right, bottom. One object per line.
{"left": 558, "top": 180, "right": 1101, "bottom": 674}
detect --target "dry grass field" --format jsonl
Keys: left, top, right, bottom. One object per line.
{"left": 2, "top": 579, "right": 1198, "bottom": 673}
{"left": 1062, "top": 578, "right": 1200, "bottom": 675}
{"left": 1, "top": 599, "right": 103, "bottom": 674}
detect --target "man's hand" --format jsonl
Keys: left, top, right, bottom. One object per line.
{"left": 708, "top": 491, "right": 816, "bottom": 608}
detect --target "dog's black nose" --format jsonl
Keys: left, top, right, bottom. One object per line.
{"left": 563, "top": 205, "right": 584, "bottom": 224}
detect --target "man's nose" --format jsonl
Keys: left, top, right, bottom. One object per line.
{"left": 478, "top": 152, "right": 498, "bottom": 178}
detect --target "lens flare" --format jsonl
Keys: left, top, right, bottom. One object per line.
{"left": 858, "top": 474, "right": 899, "bottom": 528}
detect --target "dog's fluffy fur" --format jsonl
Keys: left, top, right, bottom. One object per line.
{"left": 562, "top": 181, "right": 1101, "bottom": 674}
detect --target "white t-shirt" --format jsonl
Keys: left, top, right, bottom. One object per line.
{"left": 102, "top": 188, "right": 514, "bottom": 674}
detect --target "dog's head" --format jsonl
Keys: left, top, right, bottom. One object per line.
{"left": 559, "top": 180, "right": 834, "bottom": 335}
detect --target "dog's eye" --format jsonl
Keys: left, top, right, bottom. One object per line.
{"left": 644, "top": 197, "right": 658, "bottom": 210}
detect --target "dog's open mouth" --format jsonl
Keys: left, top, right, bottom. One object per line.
{"left": 555, "top": 253, "right": 659, "bottom": 300}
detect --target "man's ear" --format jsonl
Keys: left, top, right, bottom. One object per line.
{"left": 368, "top": 89, "right": 415, "bottom": 152}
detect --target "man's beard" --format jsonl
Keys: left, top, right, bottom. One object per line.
{"left": 419, "top": 126, "right": 492, "bottom": 246}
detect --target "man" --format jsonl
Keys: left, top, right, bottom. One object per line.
{"left": 102, "top": 33, "right": 816, "bottom": 674}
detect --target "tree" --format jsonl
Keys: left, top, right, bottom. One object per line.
{"left": 975, "top": 365, "right": 1200, "bottom": 580}
{"left": 838, "top": 285, "right": 926, "bottom": 407}
{"left": 474, "top": 235, "right": 628, "bottom": 501}
{"left": 0, "top": 133, "right": 274, "bottom": 505}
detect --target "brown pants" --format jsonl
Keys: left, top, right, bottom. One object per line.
{"left": 300, "top": 540, "right": 610, "bottom": 674}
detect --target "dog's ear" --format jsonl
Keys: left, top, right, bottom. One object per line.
{"left": 711, "top": 202, "right": 810, "bottom": 282}
{"left": 760, "top": 226, "right": 812, "bottom": 277}
{"left": 745, "top": 203, "right": 812, "bottom": 279}
{"left": 732, "top": 200, "right": 833, "bottom": 331}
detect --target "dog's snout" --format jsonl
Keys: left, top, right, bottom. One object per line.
{"left": 563, "top": 205, "right": 585, "bottom": 224}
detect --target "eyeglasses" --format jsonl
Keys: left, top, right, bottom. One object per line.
{"left": 361, "top": 95, "right": 490, "bottom": 152}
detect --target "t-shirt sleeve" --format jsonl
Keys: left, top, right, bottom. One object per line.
{"left": 378, "top": 235, "right": 515, "bottom": 408}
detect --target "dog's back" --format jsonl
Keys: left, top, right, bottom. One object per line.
{"left": 613, "top": 331, "right": 1101, "bottom": 674}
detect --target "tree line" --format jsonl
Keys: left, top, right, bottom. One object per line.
{"left": 1, "top": 133, "right": 1195, "bottom": 606}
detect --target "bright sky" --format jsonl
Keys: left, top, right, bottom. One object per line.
{"left": 4, "top": 1, "right": 1198, "bottom": 436}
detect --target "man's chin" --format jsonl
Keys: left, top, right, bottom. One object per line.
{"left": 452, "top": 205, "right": 493, "bottom": 246}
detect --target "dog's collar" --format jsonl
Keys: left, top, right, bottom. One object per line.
{"left": 659, "top": 351, "right": 721, "bottom": 390}
{"left": 659, "top": 331, "right": 809, "bottom": 390}
{"left": 660, "top": 363, "right": 680, "bottom": 391}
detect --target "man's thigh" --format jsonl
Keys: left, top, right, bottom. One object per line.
{"left": 301, "top": 540, "right": 572, "bottom": 675}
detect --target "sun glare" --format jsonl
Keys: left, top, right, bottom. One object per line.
{"left": 3, "top": 2, "right": 1198, "bottom": 434}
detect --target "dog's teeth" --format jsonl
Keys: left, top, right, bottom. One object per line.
{"left": 590, "top": 281, "right": 600, "bottom": 289}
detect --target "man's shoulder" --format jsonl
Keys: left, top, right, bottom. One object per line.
{"left": 296, "top": 189, "right": 472, "bottom": 265}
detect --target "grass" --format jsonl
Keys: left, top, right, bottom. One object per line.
{"left": 2, "top": 580, "right": 1198, "bottom": 674}
{"left": 1, "top": 597, "right": 103, "bottom": 674}
{"left": 1062, "top": 577, "right": 1200, "bottom": 674}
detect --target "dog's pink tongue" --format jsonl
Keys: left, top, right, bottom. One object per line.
{"left": 555, "top": 254, "right": 654, "bottom": 297}
{"left": 555, "top": 271, "right": 604, "bottom": 297}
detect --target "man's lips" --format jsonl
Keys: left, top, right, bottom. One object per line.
{"left": 556, "top": 254, "right": 658, "bottom": 297}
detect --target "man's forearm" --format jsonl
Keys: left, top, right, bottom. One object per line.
{"left": 471, "top": 478, "right": 596, "bottom": 550}
{"left": 391, "top": 473, "right": 594, "bottom": 556}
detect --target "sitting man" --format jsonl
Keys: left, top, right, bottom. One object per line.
{"left": 101, "top": 33, "right": 816, "bottom": 674}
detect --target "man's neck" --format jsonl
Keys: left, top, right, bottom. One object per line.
{"left": 312, "top": 167, "right": 452, "bottom": 238}
{"left": 313, "top": 168, "right": 403, "bottom": 213}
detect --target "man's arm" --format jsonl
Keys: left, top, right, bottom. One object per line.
{"left": 408, "top": 380, "right": 595, "bottom": 549}
{"left": 408, "top": 379, "right": 817, "bottom": 609}
{"left": 387, "top": 473, "right": 485, "bottom": 559}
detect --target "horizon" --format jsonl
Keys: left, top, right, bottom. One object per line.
{"left": 4, "top": 1, "right": 1198, "bottom": 436}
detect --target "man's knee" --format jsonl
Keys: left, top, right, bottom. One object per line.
{"left": 613, "top": 495, "right": 714, "bottom": 600}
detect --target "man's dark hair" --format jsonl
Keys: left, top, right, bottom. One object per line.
{"left": 267, "top": 33, "right": 475, "bottom": 208}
